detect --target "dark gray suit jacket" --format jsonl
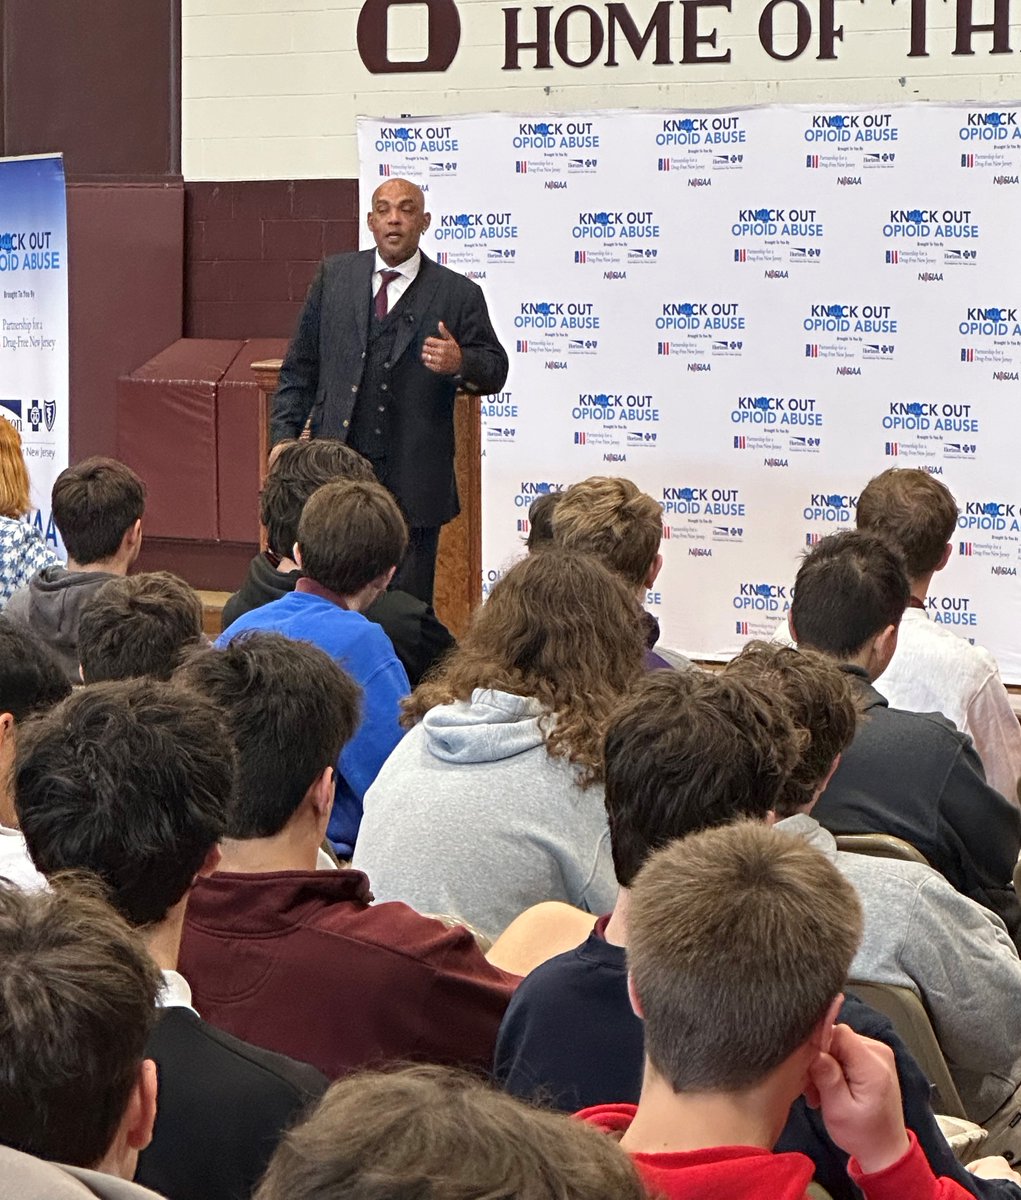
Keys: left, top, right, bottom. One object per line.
{"left": 271, "top": 250, "right": 508, "bottom": 527}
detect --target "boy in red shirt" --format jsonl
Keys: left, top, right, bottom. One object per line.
{"left": 580, "top": 820, "right": 973, "bottom": 1200}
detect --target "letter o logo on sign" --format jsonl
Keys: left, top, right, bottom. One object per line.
{"left": 357, "top": 0, "right": 461, "bottom": 73}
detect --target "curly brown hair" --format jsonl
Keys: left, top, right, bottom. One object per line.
{"left": 403, "top": 550, "right": 645, "bottom": 782}
{"left": 724, "top": 640, "right": 861, "bottom": 818}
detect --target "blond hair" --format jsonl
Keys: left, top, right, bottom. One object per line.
{"left": 0, "top": 420, "right": 30, "bottom": 518}
{"left": 552, "top": 476, "right": 662, "bottom": 588}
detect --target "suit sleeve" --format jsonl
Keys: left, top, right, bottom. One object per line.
{"left": 270, "top": 263, "right": 324, "bottom": 443}
{"left": 454, "top": 282, "right": 509, "bottom": 396}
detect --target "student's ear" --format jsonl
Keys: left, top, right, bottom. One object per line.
{"left": 936, "top": 542, "right": 952, "bottom": 572}
{"left": 380, "top": 565, "right": 397, "bottom": 590}
{"left": 870, "top": 622, "right": 899, "bottom": 678}
{"left": 104, "top": 1057, "right": 157, "bottom": 1176}
{"left": 123, "top": 518, "right": 143, "bottom": 558}
{"left": 195, "top": 843, "right": 222, "bottom": 881}
{"left": 0, "top": 711, "right": 14, "bottom": 749}
{"left": 815, "top": 754, "right": 842, "bottom": 801}
{"left": 810, "top": 994, "right": 845, "bottom": 1054}
{"left": 293, "top": 543, "right": 304, "bottom": 570}
{"left": 310, "top": 766, "right": 335, "bottom": 824}
{"left": 644, "top": 553, "right": 663, "bottom": 590}
{"left": 787, "top": 611, "right": 798, "bottom": 645}
{"left": 127, "top": 1058, "right": 158, "bottom": 1152}
{"left": 626, "top": 973, "right": 645, "bottom": 1022}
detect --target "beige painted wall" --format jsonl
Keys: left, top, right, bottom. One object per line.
{"left": 183, "top": 0, "right": 1021, "bottom": 179}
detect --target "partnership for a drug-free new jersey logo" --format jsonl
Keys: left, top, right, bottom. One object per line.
{"left": 802, "top": 110, "right": 899, "bottom": 176}
{"left": 952, "top": 496, "right": 1021, "bottom": 564}
{"left": 730, "top": 581, "right": 791, "bottom": 640}
{"left": 511, "top": 119, "right": 600, "bottom": 178}
{"left": 373, "top": 123, "right": 461, "bottom": 178}
{"left": 881, "top": 206, "right": 980, "bottom": 270}
{"left": 660, "top": 484, "right": 746, "bottom": 549}
{"left": 571, "top": 392, "right": 660, "bottom": 450}
{"left": 655, "top": 301, "right": 745, "bottom": 363}
{"left": 879, "top": 401, "right": 980, "bottom": 464}
{"left": 802, "top": 302, "right": 897, "bottom": 366}
{"left": 728, "top": 393, "right": 823, "bottom": 459}
{"left": 956, "top": 110, "right": 1021, "bottom": 179}
{"left": 958, "top": 305, "right": 1021, "bottom": 371}
{"left": 731, "top": 206, "right": 823, "bottom": 266}
{"left": 571, "top": 209, "right": 660, "bottom": 268}
{"left": 512, "top": 299, "right": 600, "bottom": 362}
{"left": 431, "top": 210, "right": 519, "bottom": 269}
{"left": 654, "top": 114, "right": 746, "bottom": 179}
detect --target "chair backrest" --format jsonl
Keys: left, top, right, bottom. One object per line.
{"left": 846, "top": 980, "right": 967, "bottom": 1119}
{"left": 835, "top": 833, "right": 930, "bottom": 867}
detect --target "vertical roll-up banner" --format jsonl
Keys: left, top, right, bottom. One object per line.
{"left": 0, "top": 153, "right": 69, "bottom": 556}
{"left": 359, "top": 105, "right": 1021, "bottom": 682}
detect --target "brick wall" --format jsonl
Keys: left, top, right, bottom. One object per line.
{"left": 185, "top": 178, "right": 359, "bottom": 340}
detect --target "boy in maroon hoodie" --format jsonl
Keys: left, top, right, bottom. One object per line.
{"left": 580, "top": 820, "right": 974, "bottom": 1200}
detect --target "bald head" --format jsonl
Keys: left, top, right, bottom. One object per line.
{"left": 367, "top": 178, "right": 431, "bottom": 266}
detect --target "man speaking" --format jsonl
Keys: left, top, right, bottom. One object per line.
{"left": 270, "top": 178, "right": 509, "bottom": 604}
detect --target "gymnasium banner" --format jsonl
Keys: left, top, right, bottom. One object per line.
{"left": 358, "top": 105, "right": 1021, "bottom": 681}
{"left": 0, "top": 153, "right": 69, "bottom": 556}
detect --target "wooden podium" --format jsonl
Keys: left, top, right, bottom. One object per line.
{"left": 251, "top": 361, "right": 482, "bottom": 638}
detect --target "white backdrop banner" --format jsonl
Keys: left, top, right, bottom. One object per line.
{"left": 0, "top": 153, "right": 69, "bottom": 555}
{"left": 358, "top": 104, "right": 1021, "bottom": 682}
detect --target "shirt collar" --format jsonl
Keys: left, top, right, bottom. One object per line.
{"left": 373, "top": 248, "right": 421, "bottom": 281}
{"left": 295, "top": 576, "right": 352, "bottom": 609}
{"left": 159, "top": 968, "right": 199, "bottom": 1015}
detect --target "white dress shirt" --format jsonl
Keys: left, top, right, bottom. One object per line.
{"left": 372, "top": 249, "right": 421, "bottom": 314}
{"left": 159, "top": 967, "right": 199, "bottom": 1016}
{"left": 0, "top": 825, "right": 46, "bottom": 891}
{"left": 872, "top": 606, "right": 1021, "bottom": 806}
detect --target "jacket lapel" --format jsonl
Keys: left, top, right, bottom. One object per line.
{"left": 352, "top": 250, "right": 375, "bottom": 351}
{"left": 390, "top": 255, "right": 443, "bottom": 366}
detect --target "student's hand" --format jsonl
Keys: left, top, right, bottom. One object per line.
{"left": 968, "top": 1156, "right": 1021, "bottom": 1183}
{"left": 805, "top": 1023, "right": 911, "bottom": 1175}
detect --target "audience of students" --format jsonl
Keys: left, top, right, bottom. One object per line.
{"left": 726, "top": 641, "right": 1021, "bottom": 1138}
{"left": 175, "top": 632, "right": 518, "bottom": 1081}
{"left": 583, "top": 821, "right": 977, "bottom": 1200}
{"left": 222, "top": 438, "right": 454, "bottom": 685}
{"left": 0, "top": 880, "right": 160, "bottom": 1180}
{"left": 5, "top": 456, "right": 1021, "bottom": 1200}
{"left": 15, "top": 679, "right": 328, "bottom": 1200}
{"left": 254, "top": 1065, "right": 646, "bottom": 1200}
{"left": 353, "top": 550, "right": 641, "bottom": 939}
{"left": 0, "top": 616, "right": 69, "bottom": 888}
{"left": 78, "top": 571, "right": 204, "bottom": 683}
{"left": 0, "top": 419, "right": 59, "bottom": 610}
{"left": 218, "top": 478, "right": 411, "bottom": 857}
{"left": 855, "top": 468, "right": 1021, "bottom": 805}
{"left": 789, "top": 530, "right": 1021, "bottom": 940}
{"left": 494, "top": 667, "right": 1020, "bottom": 1199}
{"left": 5, "top": 457, "right": 145, "bottom": 681}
